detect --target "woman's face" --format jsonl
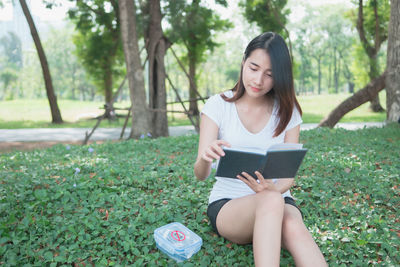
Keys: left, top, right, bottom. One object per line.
{"left": 242, "top": 48, "right": 274, "bottom": 98}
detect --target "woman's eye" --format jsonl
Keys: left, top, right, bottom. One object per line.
{"left": 249, "top": 67, "right": 257, "bottom": 71}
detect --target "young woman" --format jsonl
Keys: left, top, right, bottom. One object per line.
{"left": 194, "top": 32, "right": 327, "bottom": 266}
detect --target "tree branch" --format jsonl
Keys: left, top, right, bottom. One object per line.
{"left": 373, "top": 0, "right": 381, "bottom": 51}
{"left": 265, "top": 1, "right": 293, "bottom": 62}
{"left": 356, "top": 0, "right": 374, "bottom": 57}
{"left": 318, "top": 71, "right": 386, "bottom": 128}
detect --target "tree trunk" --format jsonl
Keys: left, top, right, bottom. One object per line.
{"left": 118, "top": 0, "right": 151, "bottom": 138}
{"left": 357, "top": 0, "right": 385, "bottom": 112}
{"left": 146, "top": 0, "right": 169, "bottom": 137}
{"left": 368, "top": 55, "right": 385, "bottom": 112}
{"left": 318, "top": 72, "right": 386, "bottom": 128}
{"left": 348, "top": 82, "right": 355, "bottom": 94}
{"left": 318, "top": 57, "right": 321, "bottom": 95}
{"left": 19, "top": 0, "right": 63, "bottom": 123}
{"left": 386, "top": 0, "right": 400, "bottom": 123}
{"left": 104, "top": 64, "right": 116, "bottom": 119}
{"left": 334, "top": 46, "right": 338, "bottom": 94}
{"left": 188, "top": 50, "right": 200, "bottom": 129}
{"left": 328, "top": 53, "right": 331, "bottom": 91}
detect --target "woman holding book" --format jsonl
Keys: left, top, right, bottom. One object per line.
{"left": 194, "top": 32, "right": 327, "bottom": 266}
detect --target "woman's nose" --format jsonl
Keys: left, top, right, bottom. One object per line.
{"left": 254, "top": 72, "right": 263, "bottom": 86}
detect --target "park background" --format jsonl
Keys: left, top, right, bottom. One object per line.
{"left": 0, "top": 0, "right": 399, "bottom": 266}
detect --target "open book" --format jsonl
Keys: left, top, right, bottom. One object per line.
{"left": 215, "top": 143, "right": 307, "bottom": 179}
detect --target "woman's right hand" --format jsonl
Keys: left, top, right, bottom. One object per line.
{"left": 201, "top": 140, "right": 231, "bottom": 163}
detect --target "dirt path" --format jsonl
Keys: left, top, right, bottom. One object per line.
{"left": 0, "top": 140, "right": 107, "bottom": 153}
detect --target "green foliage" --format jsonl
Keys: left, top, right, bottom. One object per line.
{"left": 165, "top": 0, "right": 232, "bottom": 79}
{"left": 240, "top": 0, "right": 290, "bottom": 38}
{"left": 350, "top": 42, "right": 371, "bottom": 88}
{"left": 0, "top": 31, "right": 22, "bottom": 100}
{"left": 43, "top": 24, "right": 97, "bottom": 100}
{"left": 291, "top": 3, "right": 356, "bottom": 94}
{"left": 347, "top": 0, "right": 390, "bottom": 78}
{"left": 0, "top": 125, "right": 399, "bottom": 265}
{"left": 0, "top": 31, "right": 22, "bottom": 69}
{"left": 349, "top": 0, "right": 390, "bottom": 51}
{"left": 67, "top": 0, "right": 125, "bottom": 99}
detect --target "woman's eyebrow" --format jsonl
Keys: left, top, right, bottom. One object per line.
{"left": 250, "top": 62, "right": 260, "bottom": 67}
{"left": 250, "top": 62, "right": 272, "bottom": 72}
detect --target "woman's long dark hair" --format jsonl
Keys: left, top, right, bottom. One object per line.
{"left": 221, "top": 32, "right": 302, "bottom": 137}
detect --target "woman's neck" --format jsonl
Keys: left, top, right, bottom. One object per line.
{"left": 237, "top": 92, "right": 273, "bottom": 109}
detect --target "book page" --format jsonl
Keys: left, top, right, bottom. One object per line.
{"left": 268, "top": 143, "right": 303, "bottom": 151}
{"left": 222, "top": 146, "right": 265, "bottom": 154}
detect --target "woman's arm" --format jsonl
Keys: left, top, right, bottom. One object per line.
{"left": 194, "top": 114, "right": 230, "bottom": 180}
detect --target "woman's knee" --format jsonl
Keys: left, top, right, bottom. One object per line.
{"left": 282, "top": 211, "right": 308, "bottom": 243}
{"left": 255, "top": 190, "right": 284, "bottom": 216}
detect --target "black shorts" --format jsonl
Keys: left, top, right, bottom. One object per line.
{"left": 206, "top": 197, "right": 302, "bottom": 236}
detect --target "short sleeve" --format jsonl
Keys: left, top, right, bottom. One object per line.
{"left": 285, "top": 106, "right": 303, "bottom": 130}
{"left": 201, "top": 94, "right": 223, "bottom": 128}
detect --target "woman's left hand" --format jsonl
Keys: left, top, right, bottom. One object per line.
{"left": 237, "top": 171, "right": 279, "bottom": 193}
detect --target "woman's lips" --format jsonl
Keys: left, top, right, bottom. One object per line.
{"left": 251, "top": 86, "right": 261, "bottom": 92}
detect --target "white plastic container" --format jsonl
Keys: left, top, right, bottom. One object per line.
{"left": 154, "top": 222, "right": 203, "bottom": 262}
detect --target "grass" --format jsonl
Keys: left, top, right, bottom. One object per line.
{"left": 299, "top": 91, "right": 387, "bottom": 123}
{"left": 0, "top": 91, "right": 387, "bottom": 129}
{"left": 0, "top": 124, "right": 399, "bottom": 265}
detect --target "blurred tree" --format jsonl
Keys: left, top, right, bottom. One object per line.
{"left": 319, "top": 0, "right": 393, "bottom": 127}
{"left": 19, "top": 0, "right": 63, "bottom": 123}
{"left": 0, "top": 67, "right": 18, "bottom": 100}
{"left": 308, "top": 27, "right": 327, "bottom": 95}
{"left": 118, "top": 0, "right": 151, "bottom": 138}
{"left": 351, "top": 0, "right": 390, "bottom": 111}
{"left": 0, "top": 32, "right": 22, "bottom": 99}
{"left": 165, "top": 0, "right": 232, "bottom": 130}
{"left": 292, "top": 3, "right": 355, "bottom": 95}
{"left": 385, "top": 0, "right": 399, "bottom": 122}
{"left": 43, "top": 25, "right": 96, "bottom": 101}
{"left": 240, "top": 0, "right": 292, "bottom": 59}
{"left": 294, "top": 29, "right": 314, "bottom": 94}
{"left": 68, "top": 0, "right": 125, "bottom": 118}
{"left": 0, "top": 31, "right": 22, "bottom": 69}
{"left": 140, "top": 0, "right": 170, "bottom": 137}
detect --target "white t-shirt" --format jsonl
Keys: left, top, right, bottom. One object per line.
{"left": 201, "top": 90, "right": 303, "bottom": 204}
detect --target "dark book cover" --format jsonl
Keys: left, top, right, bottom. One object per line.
{"left": 215, "top": 144, "right": 307, "bottom": 180}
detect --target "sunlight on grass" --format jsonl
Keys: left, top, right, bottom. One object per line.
{"left": 298, "top": 91, "right": 386, "bottom": 123}
{"left": 0, "top": 91, "right": 387, "bottom": 128}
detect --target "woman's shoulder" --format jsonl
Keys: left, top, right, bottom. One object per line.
{"left": 206, "top": 90, "right": 234, "bottom": 105}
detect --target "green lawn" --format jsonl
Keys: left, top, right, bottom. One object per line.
{"left": 0, "top": 92, "right": 387, "bottom": 129}
{"left": 0, "top": 124, "right": 399, "bottom": 265}
{"left": 299, "top": 92, "right": 387, "bottom": 123}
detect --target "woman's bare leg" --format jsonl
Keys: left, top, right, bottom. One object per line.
{"left": 216, "top": 190, "right": 285, "bottom": 267}
{"left": 281, "top": 204, "right": 327, "bottom": 267}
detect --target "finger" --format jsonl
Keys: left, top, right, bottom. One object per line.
{"left": 217, "top": 140, "right": 231, "bottom": 148}
{"left": 241, "top": 172, "right": 257, "bottom": 184}
{"left": 254, "top": 171, "right": 265, "bottom": 183}
{"left": 237, "top": 174, "right": 250, "bottom": 185}
{"left": 201, "top": 154, "right": 213, "bottom": 162}
{"left": 212, "top": 144, "right": 226, "bottom": 156}
{"left": 205, "top": 150, "right": 221, "bottom": 160}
